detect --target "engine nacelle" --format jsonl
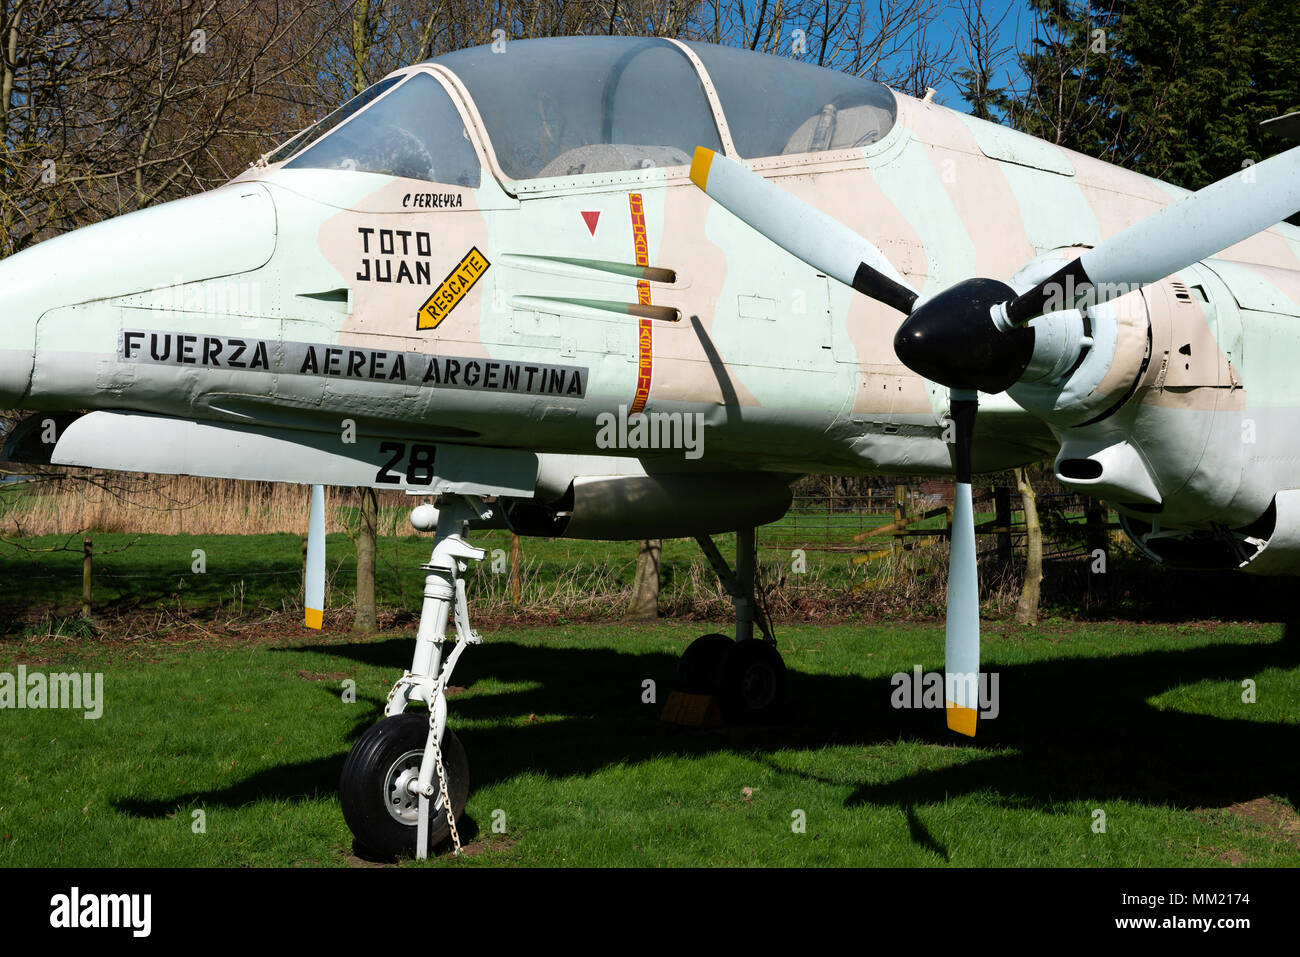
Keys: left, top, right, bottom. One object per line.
{"left": 503, "top": 469, "right": 794, "bottom": 540}
{"left": 1118, "top": 489, "right": 1300, "bottom": 575}
{"left": 1009, "top": 250, "right": 1272, "bottom": 530}
{"left": 1006, "top": 248, "right": 1300, "bottom": 572}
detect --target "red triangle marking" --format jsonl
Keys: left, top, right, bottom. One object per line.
{"left": 580, "top": 210, "right": 600, "bottom": 236}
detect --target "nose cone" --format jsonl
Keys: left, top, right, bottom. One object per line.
{"left": 893, "top": 277, "right": 1034, "bottom": 394}
{"left": 0, "top": 182, "right": 276, "bottom": 412}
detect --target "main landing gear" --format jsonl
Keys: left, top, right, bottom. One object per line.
{"left": 340, "top": 494, "right": 487, "bottom": 860}
{"left": 676, "top": 528, "right": 788, "bottom": 724}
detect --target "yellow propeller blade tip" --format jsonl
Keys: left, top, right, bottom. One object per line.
{"left": 304, "top": 608, "right": 323, "bottom": 630}
{"left": 945, "top": 702, "right": 978, "bottom": 737}
{"left": 689, "top": 147, "right": 714, "bottom": 190}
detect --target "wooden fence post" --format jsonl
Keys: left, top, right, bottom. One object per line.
{"left": 510, "top": 533, "right": 521, "bottom": 605}
{"left": 995, "top": 485, "right": 1013, "bottom": 571}
{"left": 81, "top": 537, "right": 92, "bottom": 619}
{"left": 894, "top": 484, "right": 907, "bottom": 555}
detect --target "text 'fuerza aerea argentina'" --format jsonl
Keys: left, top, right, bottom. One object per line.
{"left": 118, "top": 330, "right": 588, "bottom": 397}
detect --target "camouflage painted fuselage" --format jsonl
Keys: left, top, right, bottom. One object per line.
{"left": 5, "top": 41, "right": 1300, "bottom": 565}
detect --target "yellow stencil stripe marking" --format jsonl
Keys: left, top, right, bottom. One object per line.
{"left": 417, "top": 246, "right": 490, "bottom": 331}
{"left": 629, "top": 193, "right": 653, "bottom": 415}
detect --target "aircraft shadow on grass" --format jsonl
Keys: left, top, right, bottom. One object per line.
{"left": 114, "top": 623, "right": 1300, "bottom": 850}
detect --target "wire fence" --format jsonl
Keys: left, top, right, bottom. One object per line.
{"left": 758, "top": 484, "right": 1112, "bottom": 563}
{"left": 0, "top": 471, "right": 1127, "bottom": 630}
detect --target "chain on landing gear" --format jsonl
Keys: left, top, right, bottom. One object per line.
{"left": 339, "top": 495, "right": 486, "bottom": 860}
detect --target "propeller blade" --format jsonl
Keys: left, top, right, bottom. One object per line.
{"left": 688, "top": 146, "right": 919, "bottom": 315}
{"left": 945, "top": 391, "right": 980, "bottom": 737}
{"left": 1003, "top": 143, "right": 1300, "bottom": 326}
{"left": 304, "top": 484, "right": 325, "bottom": 630}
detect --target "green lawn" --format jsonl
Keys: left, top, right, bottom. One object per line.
{"left": 1, "top": 618, "right": 1296, "bottom": 867}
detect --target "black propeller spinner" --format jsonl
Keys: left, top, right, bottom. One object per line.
{"left": 892, "top": 278, "right": 1036, "bottom": 394}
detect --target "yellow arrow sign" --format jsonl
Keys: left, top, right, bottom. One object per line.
{"left": 417, "top": 247, "right": 490, "bottom": 330}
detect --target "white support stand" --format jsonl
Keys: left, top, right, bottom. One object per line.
{"left": 385, "top": 494, "right": 488, "bottom": 859}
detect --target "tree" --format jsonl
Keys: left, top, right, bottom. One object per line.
{"left": 1014, "top": 466, "right": 1042, "bottom": 624}
{"left": 630, "top": 538, "right": 662, "bottom": 619}
{"left": 984, "top": 0, "right": 1300, "bottom": 188}
{"left": 0, "top": 0, "right": 342, "bottom": 258}
{"left": 354, "top": 487, "right": 378, "bottom": 632}
{"left": 953, "top": 0, "right": 1020, "bottom": 121}
{"left": 703, "top": 0, "right": 958, "bottom": 97}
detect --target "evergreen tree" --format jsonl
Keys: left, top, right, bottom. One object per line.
{"left": 977, "top": 0, "right": 1300, "bottom": 190}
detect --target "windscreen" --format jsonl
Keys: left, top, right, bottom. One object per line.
{"left": 265, "top": 75, "right": 402, "bottom": 165}
{"left": 284, "top": 73, "right": 481, "bottom": 187}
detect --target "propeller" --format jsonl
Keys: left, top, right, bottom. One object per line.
{"left": 305, "top": 484, "right": 325, "bottom": 629}
{"left": 998, "top": 144, "right": 1300, "bottom": 327}
{"left": 689, "top": 142, "right": 1300, "bottom": 736}
{"left": 688, "top": 146, "right": 917, "bottom": 314}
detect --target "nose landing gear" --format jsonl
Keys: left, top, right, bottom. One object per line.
{"left": 339, "top": 495, "right": 487, "bottom": 860}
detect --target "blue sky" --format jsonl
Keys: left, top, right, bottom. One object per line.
{"left": 926, "top": 0, "right": 1034, "bottom": 111}
{"left": 734, "top": 0, "right": 1038, "bottom": 113}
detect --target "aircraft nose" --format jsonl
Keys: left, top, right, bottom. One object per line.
{"left": 0, "top": 182, "right": 277, "bottom": 413}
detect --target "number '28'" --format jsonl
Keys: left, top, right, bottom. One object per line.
{"left": 375, "top": 442, "right": 437, "bottom": 485}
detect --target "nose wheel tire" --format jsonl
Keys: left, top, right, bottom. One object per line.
{"left": 340, "top": 713, "right": 469, "bottom": 859}
{"left": 715, "top": 639, "right": 788, "bottom": 725}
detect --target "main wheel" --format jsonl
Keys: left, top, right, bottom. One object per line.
{"left": 715, "top": 640, "right": 788, "bottom": 725}
{"left": 340, "top": 713, "right": 469, "bottom": 859}
{"left": 675, "top": 632, "right": 735, "bottom": 694}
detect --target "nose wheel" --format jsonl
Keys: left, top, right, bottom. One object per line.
{"left": 340, "top": 713, "right": 469, "bottom": 859}
{"left": 338, "top": 495, "right": 486, "bottom": 859}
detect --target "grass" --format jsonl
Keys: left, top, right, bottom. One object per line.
{"left": 1, "top": 617, "right": 1297, "bottom": 867}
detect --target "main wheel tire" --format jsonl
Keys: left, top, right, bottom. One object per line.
{"left": 715, "top": 640, "right": 788, "bottom": 725}
{"left": 676, "top": 633, "right": 735, "bottom": 694}
{"left": 340, "top": 713, "right": 469, "bottom": 859}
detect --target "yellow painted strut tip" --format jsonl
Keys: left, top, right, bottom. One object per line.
{"left": 689, "top": 147, "right": 714, "bottom": 189}
{"left": 305, "top": 607, "right": 323, "bottom": 630}
{"left": 946, "top": 701, "right": 978, "bottom": 737}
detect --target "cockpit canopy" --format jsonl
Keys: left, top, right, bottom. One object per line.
{"left": 435, "top": 36, "right": 723, "bottom": 179}
{"left": 267, "top": 36, "right": 897, "bottom": 187}
{"left": 680, "top": 41, "right": 897, "bottom": 158}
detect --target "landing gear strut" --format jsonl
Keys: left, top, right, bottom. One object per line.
{"left": 339, "top": 494, "right": 487, "bottom": 860}
{"left": 677, "top": 527, "right": 788, "bottom": 724}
